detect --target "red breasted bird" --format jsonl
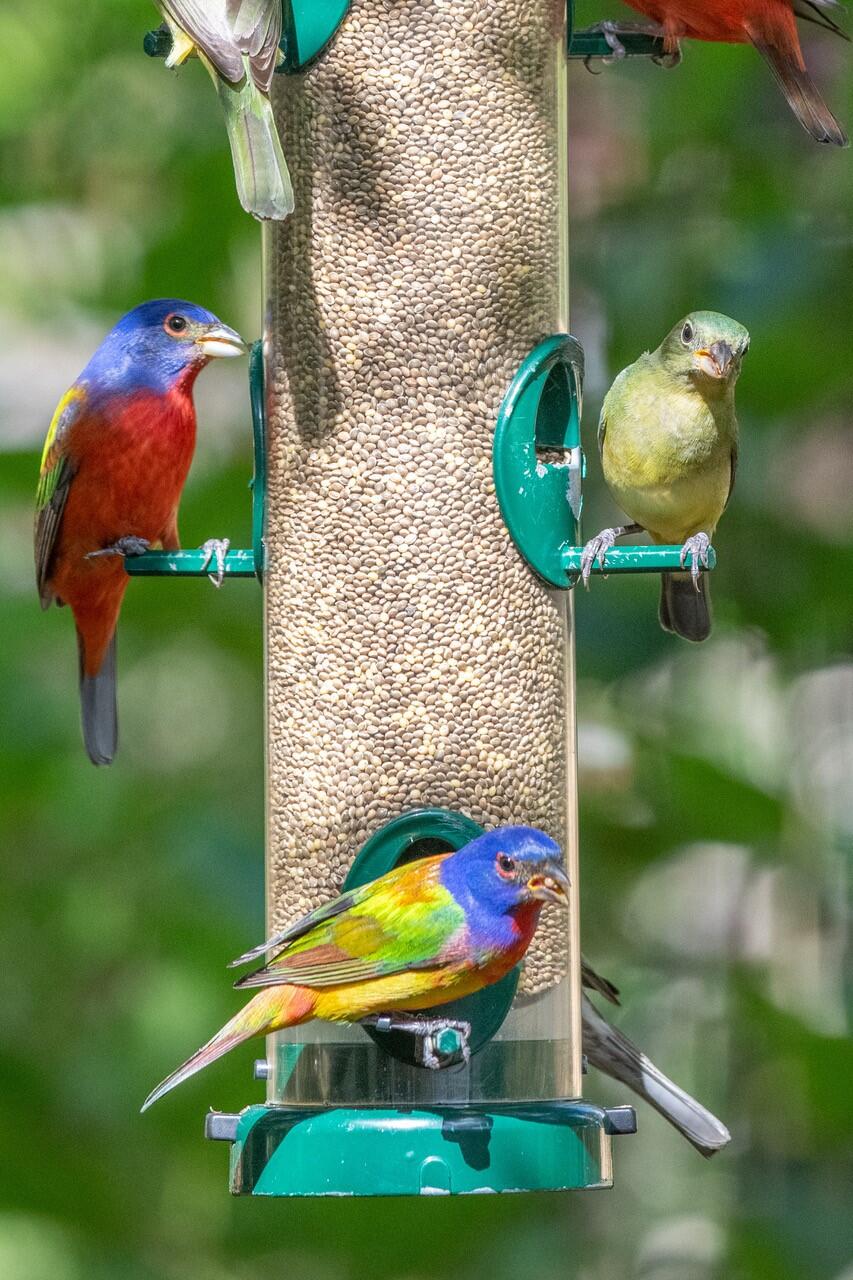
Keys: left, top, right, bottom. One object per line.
{"left": 142, "top": 826, "right": 570, "bottom": 1109}
{"left": 153, "top": 1, "right": 293, "bottom": 220}
{"left": 36, "top": 299, "right": 246, "bottom": 766}
{"left": 608, "top": 0, "right": 848, "bottom": 145}
{"left": 581, "top": 961, "right": 731, "bottom": 1157}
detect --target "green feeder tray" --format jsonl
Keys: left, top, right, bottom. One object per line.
{"left": 207, "top": 1100, "right": 636, "bottom": 1197}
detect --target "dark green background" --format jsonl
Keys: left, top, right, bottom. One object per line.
{"left": 0, "top": 2, "right": 850, "bottom": 1276}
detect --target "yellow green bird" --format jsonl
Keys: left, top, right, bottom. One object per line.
{"left": 581, "top": 311, "right": 749, "bottom": 641}
{"left": 154, "top": 0, "right": 293, "bottom": 221}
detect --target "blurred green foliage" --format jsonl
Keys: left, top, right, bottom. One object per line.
{"left": 0, "top": 2, "right": 851, "bottom": 1278}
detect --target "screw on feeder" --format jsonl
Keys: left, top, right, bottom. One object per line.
{"left": 143, "top": 25, "right": 172, "bottom": 59}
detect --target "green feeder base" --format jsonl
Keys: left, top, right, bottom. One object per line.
{"left": 206, "top": 1101, "right": 636, "bottom": 1197}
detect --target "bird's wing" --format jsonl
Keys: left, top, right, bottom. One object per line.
{"left": 158, "top": 0, "right": 245, "bottom": 83}
{"left": 724, "top": 443, "right": 738, "bottom": 510}
{"left": 228, "top": 0, "right": 282, "bottom": 90}
{"left": 160, "top": 0, "right": 282, "bottom": 90}
{"left": 232, "top": 855, "right": 469, "bottom": 990}
{"left": 596, "top": 403, "right": 608, "bottom": 458}
{"left": 794, "top": 0, "right": 850, "bottom": 40}
{"left": 581, "top": 955, "right": 621, "bottom": 1006}
{"left": 581, "top": 994, "right": 731, "bottom": 1157}
{"left": 597, "top": 365, "right": 632, "bottom": 458}
{"left": 228, "top": 874, "right": 389, "bottom": 967}
{"left": 35, "top": 386, "right": 85, "bottom": 605}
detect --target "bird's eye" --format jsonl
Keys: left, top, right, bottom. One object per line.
{"left": 165, "top": 314, "right": 188, "bottom": 335}
{"left": 681, "top": 321, "right": 694, "bottom": 346}
{"left": 496, "top": 853, "right": 516, "bottom": 877}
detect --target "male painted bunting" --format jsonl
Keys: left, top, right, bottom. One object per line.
{"left": 581, "top": 311, "right": 749, "bottom": 642}
{"left": 581, "top": 962, "right": 731, "bottom": 1157}
{"left": 142, "top": 826, "right": 570, "bottom": 1109}
{"left": 153, "top": 1, "right": 294, "bottom": 220}
{"left": 596, "top": 0, "right": 848, "bottom": 145}
{"left": 36, "top": 299, "right": 246, "bottom": 766}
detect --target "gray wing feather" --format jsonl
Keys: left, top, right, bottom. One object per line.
{"left": 582, "top": 995, "right": 731, "bottom": 1157}
{"left": 161, "top": 0, "right": 281, "bottom": 89}
{"left": 159, "top": 1, "right": 244, "bottom": 82}
{"left": 229, "top": 0, "right": 282, "bottom": 86}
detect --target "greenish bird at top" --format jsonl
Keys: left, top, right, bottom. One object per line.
{"left": 153, "top": 0, "right": 294, "bottom": 221}
{"left": 582, "top": 311, "right": 750, "bottom": 642}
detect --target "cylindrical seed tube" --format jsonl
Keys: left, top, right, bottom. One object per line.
{"left": 263, "top": 0, "right": 579, "bottom": 1106}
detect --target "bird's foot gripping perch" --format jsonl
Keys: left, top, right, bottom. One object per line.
{"left": 87, "top": 536, "right": 151, "bottom": 560}
{"left": 680, "top": 532, "right": 712, "bottom": 589}
{"left": 361, "top": 1013, "right": 472, "bottom": 1069}
{"left": 582, "top": 21, "right": 680, "bottom": 69}
{"left": 580, "top": 523, "right": 644, "bottom": 587}
{"left": 200, "top": 538, "right": 231, "bottom": 588}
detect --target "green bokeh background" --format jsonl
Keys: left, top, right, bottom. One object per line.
{"left": 0, "top": 2, "right": 851, "bottom": 1277}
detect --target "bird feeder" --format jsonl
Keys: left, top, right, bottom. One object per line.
{"left": 136, "top": 0, "right": 698, "bottom": 1196}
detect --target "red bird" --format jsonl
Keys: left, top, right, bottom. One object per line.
{"left": 35, "top": 300, "right": 246, "bottom": 765}
{"left": 618, "top": 0, "right": 849, "bottom": 145}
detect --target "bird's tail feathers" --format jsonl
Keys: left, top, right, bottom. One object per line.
{"left": 209, "top": 60, "right": 294, "bottom": 220}
{"left": 78, "top": 630, "right": 118, "bottom": 766}
{"left": 140, "top": 986, "right": 315, "bottom": 1112}
{"left": 583, "top": 1000, "right": 731, "bottom": 1158}
{"left": 751, "top": 36, "right": 848, "bottom": 145}
{"left": 581, "top": 956, "right": 621, "bottom": 1006}
{"left": 659, "top": 572, "right": 712, "bottom": 642}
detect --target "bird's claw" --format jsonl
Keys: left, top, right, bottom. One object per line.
{"left": 652, "top": 43, "right": 682, "bottom": 69}
{"left": 362, "top": 1014, "right": 472, "bottom": 1069}
{"left": 580, "top": 528, "right": 619, "bottom": 587}
{"left": 679, "top": 532, "right": 712, "bottom": 590}
{"left": 86, "top": 536, "right": 151, "bottom": 560}
{"left": 199, "top": 538, "right": 230, "bottom": 588}
{"left": 582, "top": 20, "right": 676, "bottom": 70}
{"left": 583, "top": 21, "right": 628, "bottom": 69}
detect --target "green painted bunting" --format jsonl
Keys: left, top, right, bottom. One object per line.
{"left": 154, "top": 1, "right": 293, "bottom": 221}
{"left": 581, "top": 311, "right": 749, "bottom": 641}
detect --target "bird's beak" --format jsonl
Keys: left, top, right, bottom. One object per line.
{"left": 693, "top": 341, "right": 734, "bottom": 380}
{"left": 197, "top": 325, "right": 248, "bottom": 359}
{"left": 527, "top": 862, "right": 571, "bottom": 906}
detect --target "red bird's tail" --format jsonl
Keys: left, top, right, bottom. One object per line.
{"left": 77, "top": 629, "right": 118, "bottom": 766}
{"left": 751, "top": 34, "right": 848, "bottom": 145}
{"left": 141, "top": 985, "right": 317, "bottom": 1111}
